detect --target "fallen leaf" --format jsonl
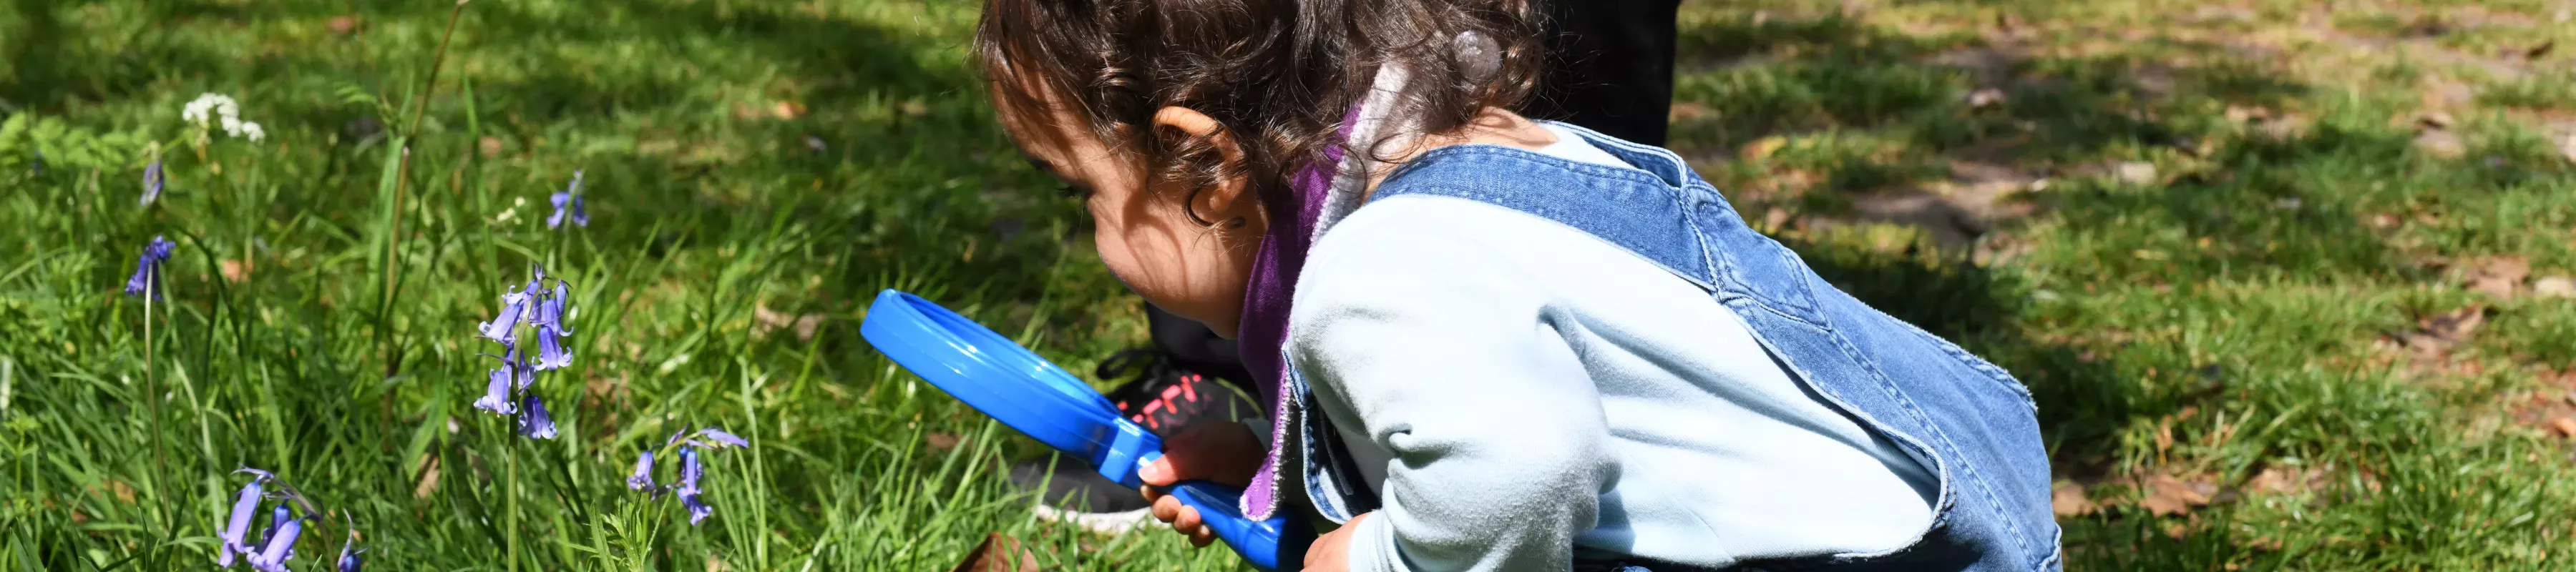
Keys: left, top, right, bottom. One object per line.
{"left": 2416, "top": 111, "right": 2457, "bottom": 129}
{"left": 2534, "top": 276, "right": 2575, "bottom": 297}
{"left": 927, "top": 433, "right": 962, "bottom": 452}
{"left": 414, "top": 454, "right": 441, "bottom": 499}
{"left": 707, "top": 554, "right": 728, "bottom": 572}
{"left": 901, "top": 101, "right": 930, "bottom": 117}
{"left": 2414, "top": 129, "right": 2467, "bottom": 159}
{"left": 949, "top": 533, "right": 1042, "bottom": 572}
{"left": 2052, "top": 482, "right": 2097, "bottom": 516}
{"left": 220, "top": 259, "right": 253, "bottom": 282}
{"left": 772, "top": 101, "right": 807, "bottom": 120}
{"left": 2558, "top": 135, "right": 2576, "bottom": 164}
{"left": 2419, "top": 306, "right": 2486, "bottom": 346}
{"left": 479, "top": 137, "right": 505, "bottom": 158}
{"left": 2139, "top": 473, "right": 2212, "bottom": 516}
{"left": 1740, "top": 136, "right": 1789, "bottom": 161}
{"left": 2114, "top": 161, "right": 2157, "bottom": 185}
{"left": 2248, "top": 466, "right": 2313, "bottom": 495}
{"left": 2529, "top": 41, "right": 2556, "bottom": 60}
{"left": 2467, "top": 256, "right": 2530, "bottom": 299}
{"left": 328, "top": 16, "right": 359, "bottom": 36}
{"left": 1966, "top": 87, "right": 2009, "bottom": 109}
{"left": 2554, "top": 418, "right": 2576, "bottom": 438}
{"left": 753, "top": 304, "right": 827, "bottom": 341}
{"left": 1669, "top": 102, "right": 1714, "bottom": 122}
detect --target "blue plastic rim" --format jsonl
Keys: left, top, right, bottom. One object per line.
{"left": 859, "top": 289, "right": 1308, "bottom": 571}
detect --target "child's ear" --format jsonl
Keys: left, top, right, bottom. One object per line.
{"left": 1151, "top": 107, "right": 1264, "bottom": 231}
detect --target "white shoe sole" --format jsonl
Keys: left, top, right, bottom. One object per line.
{"left": 1030, "top": 503, "right": 1158, "bottom": 535}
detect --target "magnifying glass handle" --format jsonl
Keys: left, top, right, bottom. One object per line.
{"left": 1136, "top": 453, "right": 1314, "bottom": 571}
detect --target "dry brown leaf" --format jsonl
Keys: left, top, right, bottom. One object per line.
{"left": 2553, "top": 418, "right": 2576, "bottom": 438}
{"left": 1966, "top": 87, "right": 2009, "bottom": 109}
{"left": 753, "top": 305, "right": 828, "bottom": 341}
{"left": 771, "top": 101, "right": 808, "bottom": 120}
{"left": 926, "top": 433, "right": 962, "bottom": 452}
{"left": 414, "top": 454, "right": 441, "bottom": 499}
{"left": 2139, "top": 474, "right": 2212, "bottom": 516}
{"left": 2467, "top": 256, "right": 2530, "bottom": 299}
{"left": 328, "top": 16, "right": 359, "bottom": 36}
{"left": 2419, "top": 306, "right": 2487, "bottom": 347}
{"left": 2414, "top": 129, "right": 2467, "bottom": 158}
{"left": 479, "top": 137, "right": 505, "bottom": 158}
{"left": 2114, "top": 162, "right": 2157, "bottom": 185}
{"left": 2529, "top": 41, "right": 2557, "bottom": 60}
{"left": 901, "top": 101, "right": 931, "bottom": 117}
{"left": 2534, "top": 276, "right": 2576, "bottom": 297}
{"left": 1740, "top": 136, "right": 1788, "bottom": 162}
{"left": 949, "top": 533, "right": 1041, "bottom": 572}
{"left": 220, "top": 259, "right": 253, "bottom": 282}
{"left": 1669, "top": 102, "right": 1714, "bottom": 122}
{"left": 2248, "top": 466, "right": 2314, "bottom": 495}
{"left": 2051, "top": 482, "right": 2097, "bottom": 516}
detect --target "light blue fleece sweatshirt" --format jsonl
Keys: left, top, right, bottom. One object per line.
{"left": 1286, "top": 125, "right": 1941, "bottom": 571}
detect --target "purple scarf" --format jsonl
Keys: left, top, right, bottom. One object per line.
{"left": 1235, "top": 107, "right": 1359, "bottom": 519}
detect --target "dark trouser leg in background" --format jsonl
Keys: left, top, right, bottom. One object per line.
{"left": 1525, "top": 0, "right": 1685, "bottom": 147}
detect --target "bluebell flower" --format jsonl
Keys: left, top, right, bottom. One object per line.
{"left": 698, "top": 429, "right": 748, "bottom": 448}
{"left": 472, "top": 363, "right": 517, "bottom": 415}
{"left": 517, "top": 393, "right": 557, "bottom": 440}
{"left": 627, "top": 450, "right": 655, "bottom": 490}
{"left": 337, "top": 531, "right": 363, "bottom": 572}
{"left": 256, "top": 504, "right": 291, "bottom": 548}
{"left": 681, "top": 489, "right": 713, "bottom": 525}
{"left": 532, "top": 326, "right": 571, "bottom": 371}
{"left": 248, "top": 515, "right": 303, "bottom": 572}
{"left": 479, "top": 287, "right": 529, "bottom": 344}
{"left": 540, "top": 282, "right": 572, "bottom": 335}
{"left": 218, "top": 469, "right": 272, "bottom": 567}
{"left": 142, "top": 157, "right": 165, "bottom": 205}
{"left": 548, "top": 171, "right": 588, "bottom": 229}
{"left": 122, "top": 236, "right": 177, "bottom": 299}
{"left": 677, "top": 445, "right": 703, "bottom": 493}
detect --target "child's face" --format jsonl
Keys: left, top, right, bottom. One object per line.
{"left": 996, "top": 91, "right": 1270, "bottom": 338}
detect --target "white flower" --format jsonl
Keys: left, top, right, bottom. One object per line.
{"left": 182, "top": 93, "right": 262, "bottom": 142}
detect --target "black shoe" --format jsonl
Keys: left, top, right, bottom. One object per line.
{"left": 1009, "top": 348, "right": 1262, "bottom": 533}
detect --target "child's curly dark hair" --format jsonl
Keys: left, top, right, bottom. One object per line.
{"left": 975, "top": 0, "right": 1543, "bottom": 226}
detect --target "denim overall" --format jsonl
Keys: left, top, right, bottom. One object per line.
{"left": 1276, "top": 123, "right": 2062, "bottom": 571}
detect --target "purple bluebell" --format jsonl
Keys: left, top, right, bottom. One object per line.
{"left": 518, "top": 393, "right": 557, "bottom": 439}
{"left": 218, "top": 469, "right": 271, "bottom": 567}
{"left": 479, "top": 287, "right": 529, "bottom": 344}
{"left": 141, "top": 157, "right": 165, "bottom": 205}
{"left": 337, "top": 544, "right": 361, "bottom": 572}
{"left": 681, "top": 489, "right": 713, "bottom": 525}
{"left": 248, "top": 515, "right": 303, "bottom": 572}
{"left": 677, "top": 446, "right": 703, "bottom": 493}
{"left": 122, "top": 236, "right": 177, "bottom": 299}
{"left": 532, "top": 327, "right": 571, "bottom": 371}
{"left": 698, "top": 429, "right": 748, "bottom": 448}
{"left": 472, "top": 363, "right": 517, "bottom": 415}
{"left": 627, "top": 450, "right": 655, "bottom": 490}
{"left": 540, "top": 283, "right": 572, "bottom": 335}
{"left": 548, "top": 171, "right": 588, "bottom": 229}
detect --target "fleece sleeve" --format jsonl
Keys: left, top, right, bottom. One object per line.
{"left": 1289, "top": 198, "right": 1619, "bottom": 572}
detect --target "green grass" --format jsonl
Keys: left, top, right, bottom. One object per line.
{"left": 6, "top": 0, "right": 2576, "bottom": 570}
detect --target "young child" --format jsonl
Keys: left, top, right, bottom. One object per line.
{"left": 972, "top": 0, "right": 2061, "bottom": 571}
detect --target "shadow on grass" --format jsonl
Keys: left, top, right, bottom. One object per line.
{"left": 1662, "top": 6, "right": 2416, "bottom": 480}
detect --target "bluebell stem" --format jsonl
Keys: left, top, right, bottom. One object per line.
{"left": 248, "top": 515, "right": 303, "bottom": 572}
{"left": 218, "top": 468, "right": 273, "bottom": 568}
{"left": 122, "top": 236, "right": 176, "bottom": 299}
{"left": 141, "top": 156, "right": 165, "bottom": 205}
{"left": 548, "top": 171, "right": 588, "bottom": 228}
{"left": 627, "top": 450, "right": 655, "bottom": 490}
{"left": 517, "top": 393, "right": 557, "bottom": 439}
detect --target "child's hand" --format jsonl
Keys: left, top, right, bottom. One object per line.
{"left": 1137, "top": 420, "right": 1264, "bottom": 546}
{"left": 1301, "top": 512, "right": 1369, "bottom": 572}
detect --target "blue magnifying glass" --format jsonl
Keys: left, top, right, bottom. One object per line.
{"left": 859, "top": 290, "right": 1313, "bottom": 571}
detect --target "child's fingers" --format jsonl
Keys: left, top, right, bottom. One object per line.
{"left": 1149, "top": 494, "right": 1184, "bottom": 524}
